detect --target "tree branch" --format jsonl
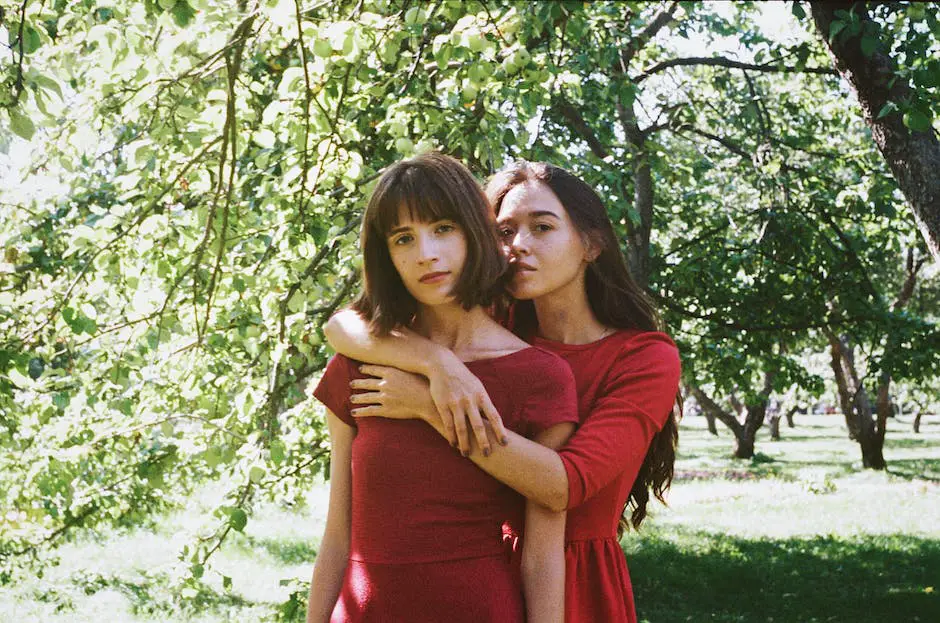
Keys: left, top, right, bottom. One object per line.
{"left": 551, "top": 97, "right": 610, "bottom": 159}
{"left": 635, "top": 55, "right": 839, "bottom": 82}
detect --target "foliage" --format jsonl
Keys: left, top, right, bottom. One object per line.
{"left": 0, "top": 0, "right": 937, "bottom": 603}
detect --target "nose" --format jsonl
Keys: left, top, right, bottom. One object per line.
{"left": 416, "top": 233, "right": 439, "bottom": 265}
{"left": 510, "top": 230, "right": 530, "bottom": 257}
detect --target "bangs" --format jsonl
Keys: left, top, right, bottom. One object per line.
{"left": 368, "top": 163, "right": 465, "bottom": 237}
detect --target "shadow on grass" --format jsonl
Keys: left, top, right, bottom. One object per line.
{"left": 237, "top": 534, "right": 319, "bottom": 565}
{"left": 886, "top": 458, "right": 940, "bottom": 483}
{"left": 47, "top": 568, "right": 255, "bottom": 616}
{"left": 884, "top": 437, "right": 940, "bottom": 449}
{"left": 625, "top": 530, "right": 939, "bottom": 623}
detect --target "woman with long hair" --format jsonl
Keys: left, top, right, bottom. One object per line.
{"left": 306, "top": 154, "right": 579, "bottom": 622}
{"left": 324, "top": 160, "right": 681, "bottom": 622}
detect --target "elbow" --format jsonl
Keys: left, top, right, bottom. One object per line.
{"left": 545, "top": 489, "right": 568, "bottom": 513}
{"left": 322, "top": 313, "right": 341, "bottom": 348}
{"left": 543, "top": 465, "right": 570, "bottom": 512}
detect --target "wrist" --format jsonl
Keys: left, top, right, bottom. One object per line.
{"left": 422, "top": 345, "right": 460, "bottom": 378}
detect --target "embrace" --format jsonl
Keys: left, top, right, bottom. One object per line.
{"left": 306, "top": 152, "right": 681, "bottom": 623}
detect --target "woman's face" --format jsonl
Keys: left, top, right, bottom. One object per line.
{"left": 386, "top": 205, "right": 467, "bottom": 307}
{"left": 496, "top": 180, "right": 592, "bottom": 300}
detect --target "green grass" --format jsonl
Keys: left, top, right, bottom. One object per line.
{"left": 1, "top": 415, "right": 937, "bottom": 622}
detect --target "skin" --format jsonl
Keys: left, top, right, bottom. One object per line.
{"left": 308, "top": 206, "right": 571, "bottom": 623}
{"left": 322, "top": 180, "right": 613, "bottom": 513}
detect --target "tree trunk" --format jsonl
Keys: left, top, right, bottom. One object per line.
{"left": 785, "top": 405, "right": 799, "bottom": 428}
{"left": 810, "top": 2, "right": 940, "bottom": 261}
{"left": 769, "top": 414, "right": 782, "bottom": 440}
{"left": 689, "top": 375, "right": 773, "bottom": 460}
{"left": 619, "top": 101, "right": 653, "bottom": 287}
{"left": 825, "top": 328, "right": 887, "bottom": 469}
{"left": 704, "top": 409, "right": 718, "bottom": 435}
{"left": 913, "top": 411, "right": 922, "bottom": 433}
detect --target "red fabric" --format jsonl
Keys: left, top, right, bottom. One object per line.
{"left": 531, "top": 330, "right": 681, "bottom": 623}
{"left": 314, "top": 347, "right": 579, "bottom": 622}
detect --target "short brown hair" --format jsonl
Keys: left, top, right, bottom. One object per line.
{"left": 352, "top": 152, "right": 507, "bottom": 335}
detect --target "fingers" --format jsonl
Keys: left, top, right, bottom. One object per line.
{"left": 439, "top": 407, "right": 458, "bottom": 447}
{"left": 482, "top": 397, "right": 508, "bottom": 446}
{"left": 451, "top": 404, "right": 471, "bottom": 456}
{"left": 351, "top": 405, "right": 382, "bottom": 417}
{"left": 359, "top": 364, "right": 389, "bottom": 377}
{"left": 349, "top": 391, "right": 383, "bottom": 405}
{"left": 349, "top": 378, "right": 382, "bottom": 391}
{"left": 465, "top": 407, "right": 491, "bottom": 457}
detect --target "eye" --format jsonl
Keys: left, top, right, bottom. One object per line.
{"left": 435, "top": 222, "right": 457, "bottom": 234}
{"left": 534, "top": 222, "right": 553, "bottom": 233}
{"left": 498, "top": 226, "right": 514, "bottom": 239}
{"left": 392, "top": 234, "right": 413, "bottom": 246}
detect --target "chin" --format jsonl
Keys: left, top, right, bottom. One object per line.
{"left": 508, "top": 282, "right": 541, "bottom": 300}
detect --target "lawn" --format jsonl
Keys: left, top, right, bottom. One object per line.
{"left": 2, "top": 414, "right": 937, "bottom": 622}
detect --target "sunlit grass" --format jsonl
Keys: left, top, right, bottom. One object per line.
{"left": 1, "top": 415, "right": 937, "bottom": 621}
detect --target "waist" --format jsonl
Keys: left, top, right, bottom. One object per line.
{"left": 351, "top": 518, "right": 518, "bottom": 564}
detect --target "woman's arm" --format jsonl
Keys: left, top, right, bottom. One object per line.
{"left": 306, "top": 411, "right": 355, "bottom": 623}
{"left": 521, "top": 425, "right": 571, "bottom": 623}
{"left": 349, "top": 365, "right": 572, "bottom": 511}
{"left": 323, "top": 308, "right": 507, "bottom": 453}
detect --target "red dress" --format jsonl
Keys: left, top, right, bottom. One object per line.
{"left": 531, "top": 330, "right": 681, "bottom": 623}
{"left": 314, "top": 347, "right": 579, "bottom": 622}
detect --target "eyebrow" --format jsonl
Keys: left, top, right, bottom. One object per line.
{"left": 499, "top": 210, "right": 560, "bottom": 222}
{"left": 387, "top": 225, "right": 413, "bottom": 236}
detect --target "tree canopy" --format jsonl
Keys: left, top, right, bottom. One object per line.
{"left": 1, "top": 0, "right": 937, "bottom": 600}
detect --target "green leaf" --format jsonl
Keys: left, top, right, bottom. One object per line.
{"left": 829, "top": 20, "right": 846, "bottom": 42}
{"left": 903, "top": 110, "right": 931, "bottom": 133}
{"left": 9, "top": 108, "right": 35, "bottom": 140}
{"left": 24, "top": 25, "right": 42, "bottom": 54}
{"left": 32, "top": 74, "right": 63, "bottom": 100}
{"left": 876, "top": 101, "right": 898, "bottom": 119}
{"left": 791, "top": 2, "right": 806, "bottom": 20}
{"left": 249, "top": 465, "right": 265, "bottom": 483}
{"left": 222, "top": 575, "right": 232, "bottom": 590}
{"left": 860, "top": 36, "right": 877, "bottom": 57}
{"left": 171, "top": 1, "right": 195, "bottom": 27}
{"left": 229, "top": 508, "right": 248, "bottom": 531}
{"left": 270, "top": 440, "right": 286, "bottom": 465}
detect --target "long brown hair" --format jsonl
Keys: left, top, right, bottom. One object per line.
{"left": 352, "top": 152, "right": 507, "bottom": 336}
{"left": 486, "top": 160, "right": 682, "bottom": 531}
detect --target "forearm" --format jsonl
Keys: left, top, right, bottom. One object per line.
{"left": 424, "top": 416, "right": 570, "bottom": 511}
{"left": 306, "top": 543, "right": 348, "bottom": 623}
{"left": 522, "top": 550, "right": 565, "bottom": 623}
{"left": 323, "top": 309, "right": 453, "bottom": 376}
{"left": 521, "top": 495, "right": 567, "bottom": 623}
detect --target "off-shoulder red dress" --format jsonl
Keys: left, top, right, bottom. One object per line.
{"left": 530, "top": 329, "right": 681, "bottom": 623}
{"left": 313, "top": 347, "right": 579, "bottom": 622}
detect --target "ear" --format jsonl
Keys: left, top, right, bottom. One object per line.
{"left": 582, "top": 234, "right": 602, "bottom": 263}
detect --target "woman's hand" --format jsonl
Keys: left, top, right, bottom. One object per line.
{"left": 426, "top": 356, "right": 507, "bottom": 457}
{"left": 350, "top": 365, "right": 437, "bottom": 422}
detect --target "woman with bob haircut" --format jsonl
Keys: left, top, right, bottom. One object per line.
{"left": 323, "top": 160, "right": 682, "bottom": 623}
{"left": 306, "top": 152, "right": 579, "bottom": 623}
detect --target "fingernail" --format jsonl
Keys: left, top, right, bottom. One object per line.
{"left": 501, "top": 437, "right": 509, "bottom": 446}
{"left": 483, "top": 447, "right": 490, "bottom": 457}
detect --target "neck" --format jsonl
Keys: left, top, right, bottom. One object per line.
{"left": 413, "top": 302, "right": 491, "bottom": 351}
{"left": 532, "top": 273, "right": 609, "bottom": 344}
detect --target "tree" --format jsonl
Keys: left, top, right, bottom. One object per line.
{"left": 1, "top": 1, "right": 937, "bottom": 605}
{"left": 808, "top": 1, "right": 940, "bottom": 261}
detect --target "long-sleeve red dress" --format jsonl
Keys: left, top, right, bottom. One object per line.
{"left": 313, "top": 347, "right": 579, "bottom": 622}
{"left": 529, "top": 329, "right": 681, "bottom": 623}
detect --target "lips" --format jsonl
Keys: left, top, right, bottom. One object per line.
{"left": 513, "top": 261, "right": 536, "bottom": 272}
{"left": 419, "top": 271, "right": 450, "bottom": 283}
